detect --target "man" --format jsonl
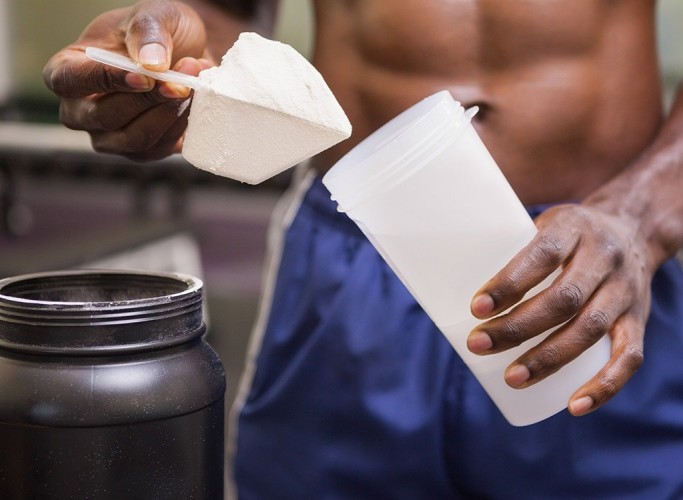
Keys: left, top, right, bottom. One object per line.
{"left": 44, "top": 0, "right": 683, "bottom": 497}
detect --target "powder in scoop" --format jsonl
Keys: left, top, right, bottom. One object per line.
{"left": 182, "top": 32, "right": 352, "bottom": 184}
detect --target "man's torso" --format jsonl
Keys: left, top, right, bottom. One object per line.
{"left": 310, "top": 0, "right": 663, "bottom": 204}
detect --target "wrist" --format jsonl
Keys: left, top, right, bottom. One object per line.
{"left": 584, "top": 156, "right": 683, "bottom": 271}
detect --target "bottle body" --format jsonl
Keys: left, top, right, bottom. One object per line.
{"left": 323, "top": 91, "right": 610, "bottom": 426}
{"left": 0, "top": 270, "right": 225, "bottom": 499}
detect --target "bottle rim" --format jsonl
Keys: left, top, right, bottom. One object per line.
{"left": 323, "top": 90, "right": 477, "bottom": 212}
{"left": 0, "top": 270, "right": 205, "bottom": 355}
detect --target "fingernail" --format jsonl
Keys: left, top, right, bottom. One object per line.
{"left": 471, "top": 294, "right": 494, "bottom": 317}
{"left": 570, "top": 396, "right": 594, "bottom": 416}
{"left": 138, "top": 43, "right": 167, "bottom": 67}
{"left": 125, "top": 72, "right": 153, "bottom": 90}
{"left": 174, "top": 58, "right": 198, "bottom": 74}
{"left": 159, "top": 83, "right": 190, "bottom": 99}
{"left": 467, "top": 330, "right": 493, "bottom": 353}
{"left": 505, "top": 364, "right": 530, "bottom": 387}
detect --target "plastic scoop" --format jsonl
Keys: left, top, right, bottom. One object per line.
{"left": 85, "top": 47, "right": 203, "bottom": 90}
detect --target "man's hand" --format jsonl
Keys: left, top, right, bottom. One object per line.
{"left": 467, "top": 203, "right": 652, "bottom": 416}
{"left": 43, "top": 0, "right": 212, "bottom": 161}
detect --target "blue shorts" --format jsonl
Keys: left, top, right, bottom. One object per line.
{"left": 231, "top": 174, "right": 683, "bottom": 499}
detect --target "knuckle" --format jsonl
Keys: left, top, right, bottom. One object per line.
{"left": 622, "top": 344, "right": 644, "bottom": 373}
{"left": 59, "top": 101, "right": 92, "bottom": 132}
{"left": 58, "top": 105, "right": 78, "bottom": 130}
{"left": 42, "top": 61, "right": 55, "bottom": 91}
{"left": 533, "top": 234, "right": 564, "bottom": 267}
{"left": 599, "top": 373, "right": 621, "bottom": 398}
{"left": 579, "top": 309, "right": 610, "bottom": 337}
{"left": 98, "top": 65, "right": 118, "bottom": 91}
{"left": 550, "top": 281, "right": 584, "bottom": 317}
{"left": 128, "top": 12, "right": 159, "bottom": 38}
{"left": 492, "top": 274, "right": 520, "bottom": 302}
{"left": 83, "top": 102, "right": 108, "bottom": 131}
{"left": 44, "top": 67, "right": 59, "bottom": 93}
{"left": 486, "top": 275, "right": 526, "bottom": 311}
{"left": 602, "top": 238, "right": 626, "bottom": 268}
{"left": 46, "top": 65, "right": 69, "bottom": 96}
{"left": 497, "top": 320, "right": 527, "bottom": 346}
{"left": 529, "top": 344, "right": 563, "bottom": 377}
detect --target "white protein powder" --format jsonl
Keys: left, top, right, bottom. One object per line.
{"left": 182, "top": 32, "right": 352, "bottom": 184}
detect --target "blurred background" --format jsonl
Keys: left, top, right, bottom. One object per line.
{"left": 0, "top": 0, "right": 314, "bottom": 410}
{"left": 0, "top": 0, "right": 682, "bottom": 412}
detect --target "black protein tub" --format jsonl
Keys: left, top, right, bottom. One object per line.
{"left": 0, "top": 269, "right": 225, "bottom": 499}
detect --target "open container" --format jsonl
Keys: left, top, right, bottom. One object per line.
{"left": 324, "top": 91, "right": 472, "bottom": 211}
{"left": 0, "top": 269, "right": 225, "bottom": 498}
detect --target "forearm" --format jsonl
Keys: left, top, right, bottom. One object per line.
{"left": 178, "top": 0, "right": 278, "bottom": 62}
{"left": 584, "top": 85, "right": 683, "bottom": 271}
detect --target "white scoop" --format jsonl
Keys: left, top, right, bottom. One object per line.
{"left": 85, "top": 47, "right": 203, "bottom": 90}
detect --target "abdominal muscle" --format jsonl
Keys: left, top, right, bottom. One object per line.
{"left": 308, "top": 0, "right": 664, "bottom": 205}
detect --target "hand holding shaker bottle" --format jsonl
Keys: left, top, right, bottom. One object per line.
{"left": 322, "top": 91, "right": 611, "bottom": 426}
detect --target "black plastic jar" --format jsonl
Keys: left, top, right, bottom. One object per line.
{"left": 0, "top": 270, "right": 225, "bottom": 499}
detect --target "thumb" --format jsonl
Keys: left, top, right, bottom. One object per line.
{"left": 124, "top": 0, "right": 206, "bottom": 71}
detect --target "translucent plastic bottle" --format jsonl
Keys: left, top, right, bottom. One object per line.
{"left": 323, "top": 91, "right": 610, "bottom": 426}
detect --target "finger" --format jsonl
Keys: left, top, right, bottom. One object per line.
{"left": 471, "top": 204, "right": 582, "bottom": 318}
{"left": 567, "top": 314, "right": 645, "bottom": 416}
{"left": 60, "top": 54, "right": 203, "bottom": 132}
{"left": 197, "top": 58, "right": 214, "bottom": 71}
{"left": 150, "top": 111, "right": 190, "bottom": 158}
{"left": 125, "top": 6, "right": 173, "bottom": 71}
{"left": 44, "top": 50, "right": 155, "bottom": 98}
{"left": 42, "top": 7, "right": 147, "bottom": 97}
{"left": 122, "top": 110, "right": 189, "bottom": 161}
{"left": 157, "top": 57, "right": 204, "bottom": 99}
{"left": 468, "top": 239, "right": 614, "bottom": 354}
{"left": 90, "top": 97, "right": 191, "bottom": 159}
{"left": 503, "top": 278, "right": 632, "bottom": 388}
{"left": 60, "top": 88, "right": 178, "bottom": 132}
{"left": 124, "top": 0, "right": 207, "bottom": 71}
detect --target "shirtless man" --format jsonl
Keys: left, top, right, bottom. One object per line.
{"left": 45, "top": 0, "right": 683, "bottom": 497}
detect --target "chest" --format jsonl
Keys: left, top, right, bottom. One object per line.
{"left": 317, "top": 0, "right": 640, "bottom": 72}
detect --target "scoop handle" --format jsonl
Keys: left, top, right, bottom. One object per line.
{"left": 85, "top": 47, "right": 203, "bottom": 90}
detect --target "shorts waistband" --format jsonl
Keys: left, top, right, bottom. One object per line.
{"left": 301, "top": 176, "right": 367, "bottom": 238}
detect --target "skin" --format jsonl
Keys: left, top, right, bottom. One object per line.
{"left": 44, "top": 0, "right": 683, "bottom": 417}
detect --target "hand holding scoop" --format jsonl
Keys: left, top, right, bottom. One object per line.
{"left": 85, "top": 34, "right": 352, "bottom": 184}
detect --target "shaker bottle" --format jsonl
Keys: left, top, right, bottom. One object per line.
{"left": 0, "top": 270, "right": 225, "bottom": 499}
{"left": 322, "top": 91, "right": 610, "bottom": 426}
